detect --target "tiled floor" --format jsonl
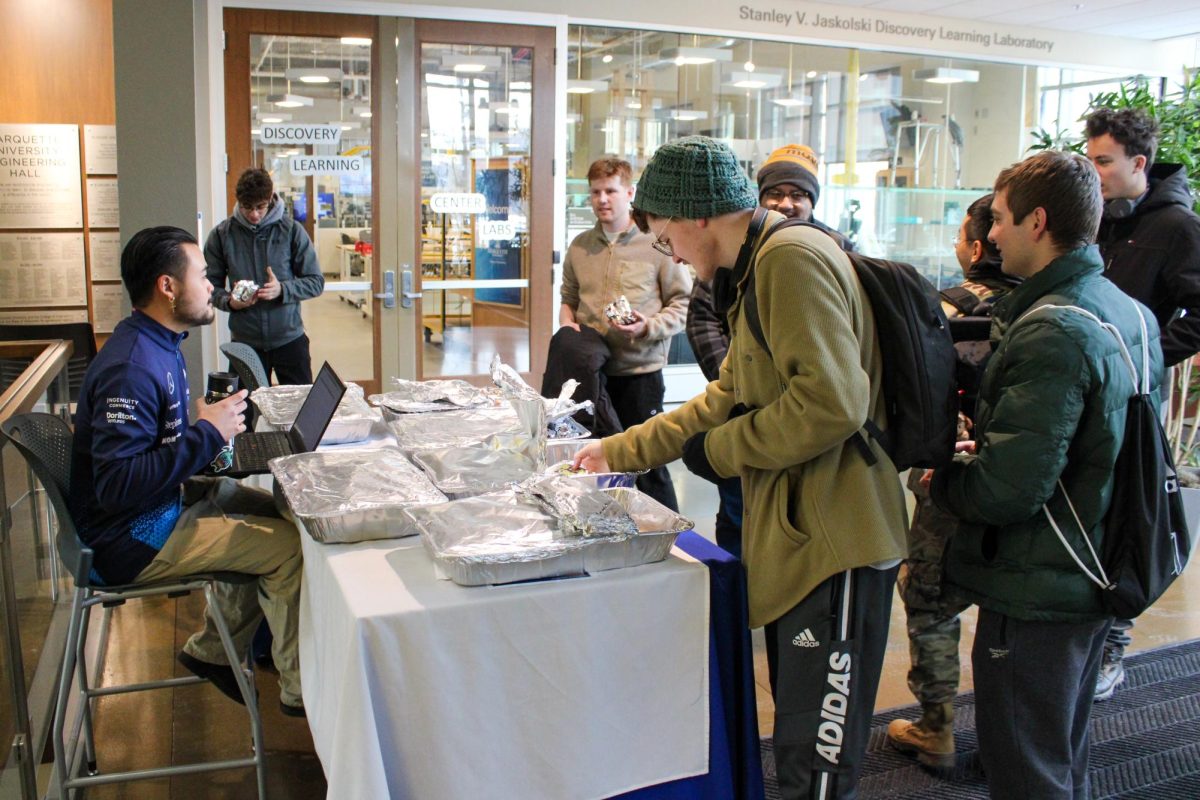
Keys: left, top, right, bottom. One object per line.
{"left": 56, "top": 461, "right": 1200, "bottom": 797}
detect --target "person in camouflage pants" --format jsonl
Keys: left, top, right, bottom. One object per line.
{"left": 887, "top": 194, "right": 1019, "bottom": 770}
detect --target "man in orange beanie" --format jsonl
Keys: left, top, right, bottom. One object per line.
{"left": 756, "top": 144, "right": 852, "bottom": 250}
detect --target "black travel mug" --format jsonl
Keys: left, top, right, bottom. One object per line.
{"left": 205, "top": 371, "right": 239, "bottom": 472}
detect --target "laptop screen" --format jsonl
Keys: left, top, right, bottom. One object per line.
{"left": 291, "top": 362, "right": 346, "bottom": 451}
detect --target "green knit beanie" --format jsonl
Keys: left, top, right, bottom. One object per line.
{"left": 633, "top": 136, "right": 757, "bottom": 219}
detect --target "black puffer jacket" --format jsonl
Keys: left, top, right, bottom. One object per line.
{"left": 1098, "top": 163, "right": 1200, "bottom": 366}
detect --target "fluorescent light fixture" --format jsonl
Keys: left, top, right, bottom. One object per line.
{"left": 484, "top": 99, "right": 518, "bottom": 114}
{"left": 259, "top": 115, "right": 290, "bottom": 123}
{"left": 671, "top": 109, "right": 709, "bottom": 121}
{"left": 660, "top": 47, "right": 732, "bottom": 66}
{"left": 250, "top": 128, "right": 261, "bottom": 135}
{"left": 626, "top": 99, "right": 643, "bottom": 110}
{"left": 267, "top": 93, "right": 313, "bottom": 108}
{"left": 340, "top": 37, "right": 372, "bottom": 46}
{"left": 806, "top": 70, "right": 818, "bottom": 79}
{"left": 727, "top": 71, "right": 781, "bottom": 90}
{"left": 285, "top": 67, "right": 344, "bottom": 84}
{"left": 602, "top": 54, "right": 613, "bottom": 63}
{"left": 441, "top": 53, "right": 502, "bottom": 73}
{"left": 567, "top": 79, "right": 608, "bottom": 95}
{"left": 771, "top": 95, "right": 813, "bottom": 108}
{"left": 913, "top": 67, "right": 980, "bottom": 84}
{"left": 338, "top": 121, "right": 359, "bottom": 130}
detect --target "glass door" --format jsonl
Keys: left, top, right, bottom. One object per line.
{"left": 223, "top": 10, "right": 380, "bottom": 393}
{"left": 410, "top": 21, "right": 554, "bottom": 386}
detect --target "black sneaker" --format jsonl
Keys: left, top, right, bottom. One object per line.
{"left": 1094, "top": 648, "right": 1126, "bottom": 702}
{"left": 178, "top": 651, "right": 247, "bottom": 706}
{"left": 279, "top": 700, "right": 307, "bottom": 719}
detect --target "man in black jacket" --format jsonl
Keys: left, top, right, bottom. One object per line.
{"left": 1085, "top": 107, "right": 1200, "bottom": 700}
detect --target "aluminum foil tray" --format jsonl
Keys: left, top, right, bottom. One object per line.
{"left": 408, "top": 488, "right": 692, "bottom": 586}
{"left": 383, "top": 406, "right": 521, "bottom": 453}
{"left": 270, "top": 448, "right": 446, "bottom": 543}
{"left": 411, "top": 446, "right": 538, "bottom": 499}
{"left": 369, "top": 379, "right": 501, "bottom": 413}
{"left": 251, "top": 383, "right": 380, "bottom": 445}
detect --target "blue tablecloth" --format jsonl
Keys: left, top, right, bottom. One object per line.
{"left": 617, "top": 532, "right": 766, "bottom": 800}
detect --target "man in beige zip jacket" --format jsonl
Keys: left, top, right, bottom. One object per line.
{"left": 559, "top": 157, "right": 692, "bottom": 510}
{"left": 574, "top": 137, "right": 907, "bottom": 800}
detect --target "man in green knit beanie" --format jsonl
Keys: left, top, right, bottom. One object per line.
{"left": 574, "top": 136, "right": 907, "bottom": 800}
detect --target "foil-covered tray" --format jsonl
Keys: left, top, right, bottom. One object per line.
{"left": 369, "top": 378, "right": 500, "bottom": 413}
{"left": 411, "top": 446, "right": 538, "bottom": 499}
{"left": 408, "top": 487, "right": 692, "bottom": 586}
{"left": 270, "top": 448, "right": 446, "bottom": 543}
{"left": 383, "top": 406, "right": 522, "bottom": 453}
{"left": 251, "top": 383, "right": 380, "bottom": 445}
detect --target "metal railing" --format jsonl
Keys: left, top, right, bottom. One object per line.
{"left": 0, "top": 340, "right": 74, "bottom": 799}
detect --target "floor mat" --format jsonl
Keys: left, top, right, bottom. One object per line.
{"left": 761, "top": 638, "right": 1200, "bottom": 798}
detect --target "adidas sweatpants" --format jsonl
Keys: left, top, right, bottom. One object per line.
{"left": 764, "top": 564, "right": 898, "bottom": 800}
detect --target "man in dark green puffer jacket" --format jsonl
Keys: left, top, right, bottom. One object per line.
{"left": 930, "top": 151, "right": 1162, "bottom": 799}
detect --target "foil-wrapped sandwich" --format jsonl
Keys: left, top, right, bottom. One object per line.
{"left": 232, "top": 279, "right": 259, "bottom": 303}
{"left": 604, "top": 295, "right": 636, "bottom": 325}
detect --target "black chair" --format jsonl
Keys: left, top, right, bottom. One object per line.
{"left": 0, "top": 323, "right": 97, "bottom": 406}
{"left": 220, "top": 342, "right": 270, "bottom": 429}
{"left": 0, "top": 413, "right": 266, "bottom": 799}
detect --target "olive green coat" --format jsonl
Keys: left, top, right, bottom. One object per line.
{"left": 603, "top": 215, "right": 908, "bottom": 627}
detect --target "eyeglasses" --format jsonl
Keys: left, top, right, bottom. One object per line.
{"left": 239, "top": 200, "right": 271, "bottom": 214}
{"left": 651, "top": 217, "right": 674, "bottom": 257}
{"left": 763, "top": 189, "right": 812, "bottom": 204}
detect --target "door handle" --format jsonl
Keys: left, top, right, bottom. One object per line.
{"left": 375, "top": 270, "right": 396, "bottom": 309}
{"left": 400, "top": 268, "right": 421, "bottom": 308}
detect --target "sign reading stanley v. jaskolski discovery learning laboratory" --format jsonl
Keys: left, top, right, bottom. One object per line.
{"left": 0, "top": 124, "right": 83, "bottom": 229}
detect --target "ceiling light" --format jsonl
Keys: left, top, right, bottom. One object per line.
{"left": 267, "top": 93, "right": 313, "bottom": 108}
{"left": 806, "top": 70, "right": 818, "bottom": 79}
{"left": 671, "top": 109, "right": 709, "bottom": 121}
{"left": 285, "top": 67, "right": 344, "bottom": 84}
{"left": 259, "top": 115, "right": 289, "bottom": 123}
{"left": 340, "top": 37, "right": 372, "bottom": 46}
{"left": 441, "top": 53, "right": 502, "bottom": 73}
{"left": 771, "top": 96, "right": 813, "bottom": 108}
{"left": 602, "top": 54, "right": 613, "bottom": 64}
{"left": 567, "top": 79, "right": 608, "bottom": 95}
{"left": 626, "top": 100, "right": 643, "bottom": 110}
{"left": 913, "top": 67, "right": 980, "bottom": 84}
{"left": 659, "top": 47, "right": 732, "bottom": 66}
{"left": 727, "top": 71, "right": 781, "bottom": 90}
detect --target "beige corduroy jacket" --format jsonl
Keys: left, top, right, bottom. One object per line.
{"left": 603, "top": 216, "right": 908, "bottom": 627}
{"left": 561, "top": 222, "right": 692, "bottom": 376}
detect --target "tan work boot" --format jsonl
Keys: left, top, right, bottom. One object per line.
{"left": 886, "top": 702, "right": 956, "bottom": 770}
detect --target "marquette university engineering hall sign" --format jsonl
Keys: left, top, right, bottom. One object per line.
{"left": 739, "top": 4, "right": 1056, "bottom": 54}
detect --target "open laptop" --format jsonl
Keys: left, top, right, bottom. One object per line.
{"left": 227, "top": 361, "right": 346, "bottom": 477}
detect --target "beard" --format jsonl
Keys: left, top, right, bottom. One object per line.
{"left": 175, "top": 291, "right": 215, "bottom": 328}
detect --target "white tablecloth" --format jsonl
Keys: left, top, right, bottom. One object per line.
{"left": 299, "top": 531, "right": 710, "bottom": 800}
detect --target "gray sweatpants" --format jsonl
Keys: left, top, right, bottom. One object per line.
{"left": 972, "top": 609, "right": 1112, "bottom": 799}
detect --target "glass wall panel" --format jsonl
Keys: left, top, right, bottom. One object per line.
{"left": 565, "top": 27, "right": 1123, "bottom": 296}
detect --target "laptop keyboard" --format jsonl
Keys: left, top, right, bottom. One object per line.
{"left": 233, "top": 431, "right": 293, "bottom": 471}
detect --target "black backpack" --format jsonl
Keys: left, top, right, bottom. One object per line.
{"left": 1035, "top": 302, "right": 1191, "bottom": 618}
{"left": 742, "top": 219, "right": 958, "bottom": 471}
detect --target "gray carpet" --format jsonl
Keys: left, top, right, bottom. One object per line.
{"left": 761, "top": 638, "right": 1200, "bottom": 798}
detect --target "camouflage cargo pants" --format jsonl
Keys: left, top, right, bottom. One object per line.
{"left": 899, "top": 470, "right": 971, "bottom": 706}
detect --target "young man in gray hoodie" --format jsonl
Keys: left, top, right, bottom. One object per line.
{"left": 205, "top": 168, "right": 326, "bottom": 384}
